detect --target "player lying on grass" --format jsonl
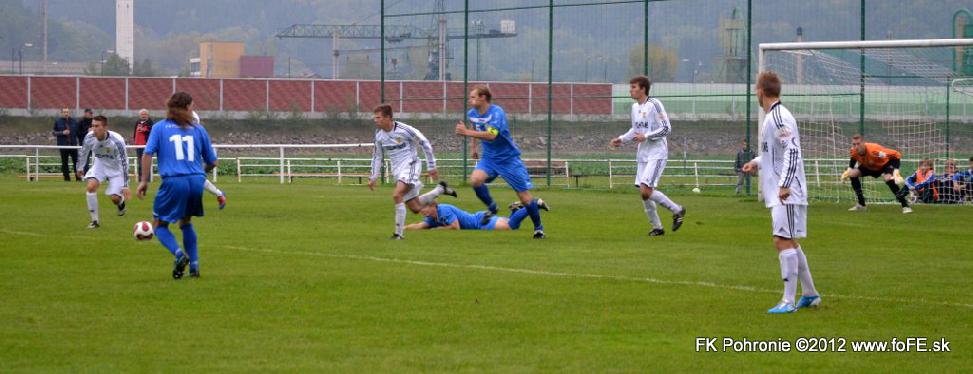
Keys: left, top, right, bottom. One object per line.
{"left": 405, "top": 200, "right": 548, "bottom": 231}
{"left": 76, "top": 115, "right": 130, "bottom": 228}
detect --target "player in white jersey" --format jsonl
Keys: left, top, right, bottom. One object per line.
{"left": 610, "top": 76, "right": 686, "bottom": 236}
{"left": 741, "top": 71, "right": 821, "bottom": 314}
{"left": 191, "top": 111, "right": 227, "bottom": 210}
{"left": 368, "top": 104, "right": 456, "bottom": 239}
{"left": 76, "top": 116, "right": 130, "bottom": 228}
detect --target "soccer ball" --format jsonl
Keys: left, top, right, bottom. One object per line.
{"left": 692, "top": 187, "right": 701, "bottom": 193}
{"left": 133, "top": 221, "right": 154, "bottom": 241}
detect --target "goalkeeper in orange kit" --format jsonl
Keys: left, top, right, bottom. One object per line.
{"left": 840, "top": 135, "right": 911, "bottom": 214}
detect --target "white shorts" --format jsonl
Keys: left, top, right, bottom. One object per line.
{"left": 770, "top": 204, "right": 807, "bottom": 239}
{"left": 84, "top": 164, "right": 128, "bottom": 197}
{"left": 635, "top": 159, "right": 667, "bottom": 188}
{"left": 393, "top": 161, "right": 423, "bottom": 201}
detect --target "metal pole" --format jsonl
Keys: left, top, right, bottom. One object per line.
{"left": 946, "top": 79, "right": 951, "bottom": 159}
{"left": 643, "top": 0, "right": 649, "bottom": 75}
{"left": 279, "top": 146, "right": 285, "bottom": 184}
{"left": 462, "top": 0, "right": 469, "bottom": 184}
{"left": 546, "top": 0, "right": 554, "bottom": 187}
{"left": 745, "top": 0, "right": 752, "bottom": 195}
{"left": 859, "top": 0, "right": 866, "bottom": 136}
{"left": 380, "top": 0, "right": 385, "bottom": 103}
{"left": 380, "top": 0, "right": 386, "bottom": 185}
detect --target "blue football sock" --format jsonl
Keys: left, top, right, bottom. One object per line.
{"left": 473, "top": 184, "right": 496, "bottom": 213}
{"left": 181, "top": 223, "right": 199, "bottom": 271}
{"left": 527, "top": 199, "right": 543, "bottom": 231}
{"left": 155, "top": 224, "right": 182, "bottom": 258}
{"left": 508, "top": 208, "right": 530, "bottom": 230}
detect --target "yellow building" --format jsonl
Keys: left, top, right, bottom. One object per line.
{"left": 199, "top": 41, "right": 245, "bottom": 78}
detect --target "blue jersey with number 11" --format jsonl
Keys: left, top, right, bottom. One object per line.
{"left": 144, "top": 119, "right": 217, "bottom": 177}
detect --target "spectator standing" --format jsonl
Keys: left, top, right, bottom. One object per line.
{"left": 76, "top": 109, "right": 94, "bottom": 174}
{"left": 734, "top": 140, "right": 751, "bottom": 195}
{"left": 133, "top": 109, "right": 154, "bottom": 181}
{"left": 52, "top": 108, "right": 79, "bottom": 181}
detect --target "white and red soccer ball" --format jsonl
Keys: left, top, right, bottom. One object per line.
{"left": 133, "top": 221, "right": 154, "bottom": 240}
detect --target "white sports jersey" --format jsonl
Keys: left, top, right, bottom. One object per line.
{"left": 370, "top": 121, "right": 437, "bottom": 181}
{"left": 755, "top": 101, "right": 807, "bottom": 207}
{"left": 77, "top": 130, "right": 129, "bottom": 177}
{"left": 619, "top": 98, "right": 670, "bottom": 161}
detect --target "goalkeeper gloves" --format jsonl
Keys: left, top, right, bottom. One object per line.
{"left": 840, "top": 168, "right": 852, "bottom": 181}
{"left": 893, "top": 169, "right": 904, "bottom": 186}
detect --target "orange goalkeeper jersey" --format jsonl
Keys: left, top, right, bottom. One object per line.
{"left": 850, "top": 143, "right": 901, "bottom": 170}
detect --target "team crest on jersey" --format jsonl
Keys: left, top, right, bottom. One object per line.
{"left": 641, "top": 111, "right": 648, "bottom": 118}
{"left": 395, "top": 137, "right": 402, "bottom": 144}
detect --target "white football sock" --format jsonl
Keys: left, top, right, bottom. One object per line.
{"left": 795, "top": 247, "right": 819, "bottom": 297}
{"left": 394, "top": 203, "right": 406, "bottom": 237}
{"left": 649, "top": 190, "right": 681, "bottom": 212}
{"left": 642, "top": 199, "right": 663, "bottom": 230}
{"left": 204, "top": 179, "right": 223, "bottom": 196}
{"left": 418, "top": 185, "right": 444, "bottom": 206}
{"left": 778, "top": 248, "right": 799, "bottom": 304}
{"left": 86, "top": 192, "right": 99, "bottom": 222}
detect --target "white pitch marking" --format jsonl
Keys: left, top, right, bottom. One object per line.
{"left": 220, "top": 244, "right": 973, "bottom": 309}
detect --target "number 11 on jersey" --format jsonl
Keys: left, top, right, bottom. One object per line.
{"left": 169, "top": 134, "right": 195, "bottom": 161}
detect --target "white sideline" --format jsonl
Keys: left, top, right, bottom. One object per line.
{"left": 219, "top": 244, "right": 973, "bottom": 310}
{"left": 2, "top": 228, "right": 969, "bottom": 309}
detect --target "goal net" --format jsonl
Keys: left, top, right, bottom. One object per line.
{"left": 759, "top": 39, "right": 973, "bottom": 204}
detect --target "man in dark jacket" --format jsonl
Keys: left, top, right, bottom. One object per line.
{"left": 76, "top": 109, "right": 94, "bottom": 174}
{"left": 52, "top": 108, "right": 79, "bottom": 181}
{"left": 734, "top": 140, "right": 751, "bottom": 194}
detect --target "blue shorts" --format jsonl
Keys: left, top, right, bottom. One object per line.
{"left": 153, "top": 175, "right": 205, "bottom": 224}
{"left": 472, "top": 212, "right": 499, "bottom": 231}
{"left": 475, "top": 157, "right": 533, "bottom": 192}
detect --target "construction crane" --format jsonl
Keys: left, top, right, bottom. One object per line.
{"left": 275, "top": 3, "right": 516, "bottom": 80}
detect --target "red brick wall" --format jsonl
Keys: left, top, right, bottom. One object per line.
{"left": 79, "top": 77, "right": 125, "bottom": 110}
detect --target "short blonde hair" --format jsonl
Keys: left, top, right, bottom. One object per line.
{"left": 471, "top": 85, "right": 492, "bottom": 102}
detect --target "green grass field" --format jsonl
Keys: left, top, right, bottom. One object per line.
{"left": 1, "top": 178, "right": 971, "bottom": 372}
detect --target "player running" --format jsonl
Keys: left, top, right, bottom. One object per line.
{"left": 76, "top": 115, "right": 130, "bottom": 228}
{"left": 840, "top": 135, "right": 911, "bottom": 213}
{"left": 609, "top": 76, "right": 686, "bottom": 236}
{"left": 455, "top": 86, "right": 548, "bottom": 239}
{"left": 742, "top": 71, "right": 821, "bottom": 314}
{"left": 369, "top": 104, "right": 457, "bottom": 240}
{"left": 137, "top": 92, "right": 218, "bottom": 279}
{"left": 405, "top": 200, "right": 548, "bottom": 231}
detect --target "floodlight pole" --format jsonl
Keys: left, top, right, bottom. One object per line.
{"left": 546, "top": 0, "right": 553, "bottom": 187}
{"left": 744, "top": 0, "right": 752, "bottom": 195}
{"left": 462, "top": 0, "right": 469, "bottom": 184}
{"left": 859, "top": 0, "right": 865, "bottom": 136}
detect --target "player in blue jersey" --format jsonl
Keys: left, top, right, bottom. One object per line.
{"left": 953, "top": 156, "right": 973, "bottom": 202}
{"left": 405, "top": 200, "right": 546, "bottom": 231}
{"left": 454, "top": 86, "right": 549, "bottom": 239}
{"left": 136, "top": 92, "right": 218, "bottom": 279}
